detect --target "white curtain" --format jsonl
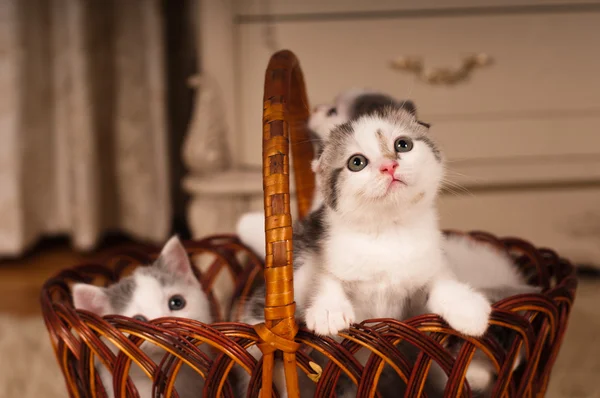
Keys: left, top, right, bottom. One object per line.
{"left": 0, "top": 0, "right": 171, "bottom": 256}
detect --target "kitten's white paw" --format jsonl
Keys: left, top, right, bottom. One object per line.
{"left": 429, "top": 280, "right": 491, "bottom": 337}
{"left": 466, "top": 362, "right": 494, "bottom": 392}
{"left": 305, "top": 299, "right": 355, "bottom": 336}
{"left": 447, "top": 292, "right": 490, "bottom": 336}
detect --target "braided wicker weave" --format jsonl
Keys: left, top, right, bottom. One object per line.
{"left": 41, "top": 50, "right": 577, "bottom": 397}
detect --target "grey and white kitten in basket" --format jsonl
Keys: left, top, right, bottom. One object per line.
{"left": 236, "top": 90, "right": 538, "bottom": 397}
{"left": 73, "top": 236, "right": 212, "bottom": 398}
{"left": 293, "top": 104, "right": 492, "bottom": 337}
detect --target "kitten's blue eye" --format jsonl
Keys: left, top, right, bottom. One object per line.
{"left": 394, "top": 137, "right": 414, "bottom": 153}
{"left": 347, "top": 154, "right": 368, "bottom": 172}
{"left": 326, "top": 107, "right": 337, "bottom": 117}
{"left": 168, "top": 295, "right": 186, "bottom": 311}
{"left": 133, "top": 314, "right": 147, "bottom": 322}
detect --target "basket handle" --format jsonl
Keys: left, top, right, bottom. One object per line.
{"left": 253, "top": 50, "right": 315, "bottom": 398}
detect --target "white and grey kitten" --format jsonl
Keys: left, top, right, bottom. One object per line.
{"left": 237, "top": 107, "right": 493, "bottom": 397}
{"left": 297, "top": 107, "right": 491, "bottom": 336}
{"left": 73, "top": 236, "right": 212, "bottom": 398}
{"left": 242, "top": 98, "right": 491, "bottom": 336}
{"left": 237, "top": 90, "right": 539, "bottom": 396}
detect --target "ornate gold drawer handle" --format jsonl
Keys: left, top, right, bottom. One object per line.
{"left": 389, "top": 53, "right": 493, "bottom": 85}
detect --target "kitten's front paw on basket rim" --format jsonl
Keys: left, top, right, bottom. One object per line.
{"left": 429, "top": 280, "right": 492, "bottom": 337}
{"left": 305, "top": 300, "right": 356, "bottom": 336}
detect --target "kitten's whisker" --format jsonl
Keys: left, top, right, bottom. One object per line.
{"left": 445, "top": 169, "right": 484, "bottom": 183}
{"left": 443, "top": 177, "right": 478, "bottom": 189}
{"left": 440, "top": 185, "right": 462, "bottom": 197}
{"left": 442, "top": 178, "right": 471, "bottom": 190}
{"left": 442, "top": 186, "right": 472, "bottom": 198}
{"left": 441, "top": 179, "right": 474, "bottom": 197}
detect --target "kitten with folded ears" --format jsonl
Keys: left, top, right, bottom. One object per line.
{"left": 293, "top": 106, "right": 491, "bottom": 336}
{"left": 72, "top": 236, "right": 212, "bottom": 398}
{"left": 237, "top": 102, "right": 497, "bottom": 396}
{"left": 237, "top": 89, "right": 542, "bottom": 396}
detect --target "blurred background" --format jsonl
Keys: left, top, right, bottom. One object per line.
{"left": 0, "top": 0, "right": 599, "bottom": 397}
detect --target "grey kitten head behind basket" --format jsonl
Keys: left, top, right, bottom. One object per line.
{"left": 40, "top": 50, "right": 577, "bottom": 397}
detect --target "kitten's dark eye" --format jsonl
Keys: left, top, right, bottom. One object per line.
{"left": 394, "top": 137, "right": 414, "bottom": 153}
{"left": 326, "top": 107, "right": 337, "bottom": 117}
{"left": 168, "top": 295, "right": 186, "bottom": 311}
{"left": 347, "top": 154, "right": 368, "bottom": 172}
{"left": 133, "top": 314, "right": 147, "bottom": 322}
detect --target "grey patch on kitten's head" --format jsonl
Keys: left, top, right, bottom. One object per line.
{"left": 137, "top": 257, "right": 183, "bottom": 287}
{"left": 317, "top": 121, "right": 354, "bottom": 210}
{"left": 415, "top": 135, "right": 442, "bottom": 162}
{"left": 349, "top": 93, "right": 417, "bottom": 120}
{"left": 106, "top": 277, "right": 136, "bottom": 313}
{"left": 327, "top": 168, "right": 343, "bottom": 210}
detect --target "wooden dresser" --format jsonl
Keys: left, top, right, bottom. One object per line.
{"left": 184, "top": 0, "right": 600, "bottom": 266}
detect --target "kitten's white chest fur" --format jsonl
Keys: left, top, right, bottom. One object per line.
{"left": 325, "top": 219, "right": 443, "bottom": 283}
{"left": 349, "top": 281, "right": 406, "bottom": 320}
{"left": 320, "top": 213, "right": 444, "bottom": 321}
{"left": 305, "top": 209, "right": 490, "bottom": 337}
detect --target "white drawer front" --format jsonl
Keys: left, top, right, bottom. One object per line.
{"left": 438, "top": 188, "right": 600, "bottom": 265}
{"left": 430, "top": 116, "right": 600, "bottom": 161}
{"left": 237, "top": 12, "right": 600, "bottom": 167}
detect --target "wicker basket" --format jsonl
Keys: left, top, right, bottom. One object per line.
{"left": 41, "top": 50, "right": 577, "bottom": 398}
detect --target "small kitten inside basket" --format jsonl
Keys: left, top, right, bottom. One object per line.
{"left": 299, "top": 104, "right": 493, "bottom": 337}
{"left": 237, "top": 94, "right": 521, "bottom": 396}
{"left": 237, "top": 90, "right": 541, "bottom": 397}
{"left": 72, "top": 236, "right": 212, "bottom": 398}
{"left": 241, "top": 91, "right": 492, "bottom": 335}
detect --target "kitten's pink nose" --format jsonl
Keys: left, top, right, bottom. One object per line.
{"left": 379, "top": 161, "right": 398, "bottom": 176}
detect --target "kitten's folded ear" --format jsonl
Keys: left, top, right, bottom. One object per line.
{"left": 72, "top": 283, "right": 110, "bottom": 315}
{"left": 350, "top": 93, "right": 418, "bottom": 119}
{"left": 396, "top": 99, "right": 417, "bottom": 116}
{"left": 158, "top": 235, "right": 196, "bottom": 280}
